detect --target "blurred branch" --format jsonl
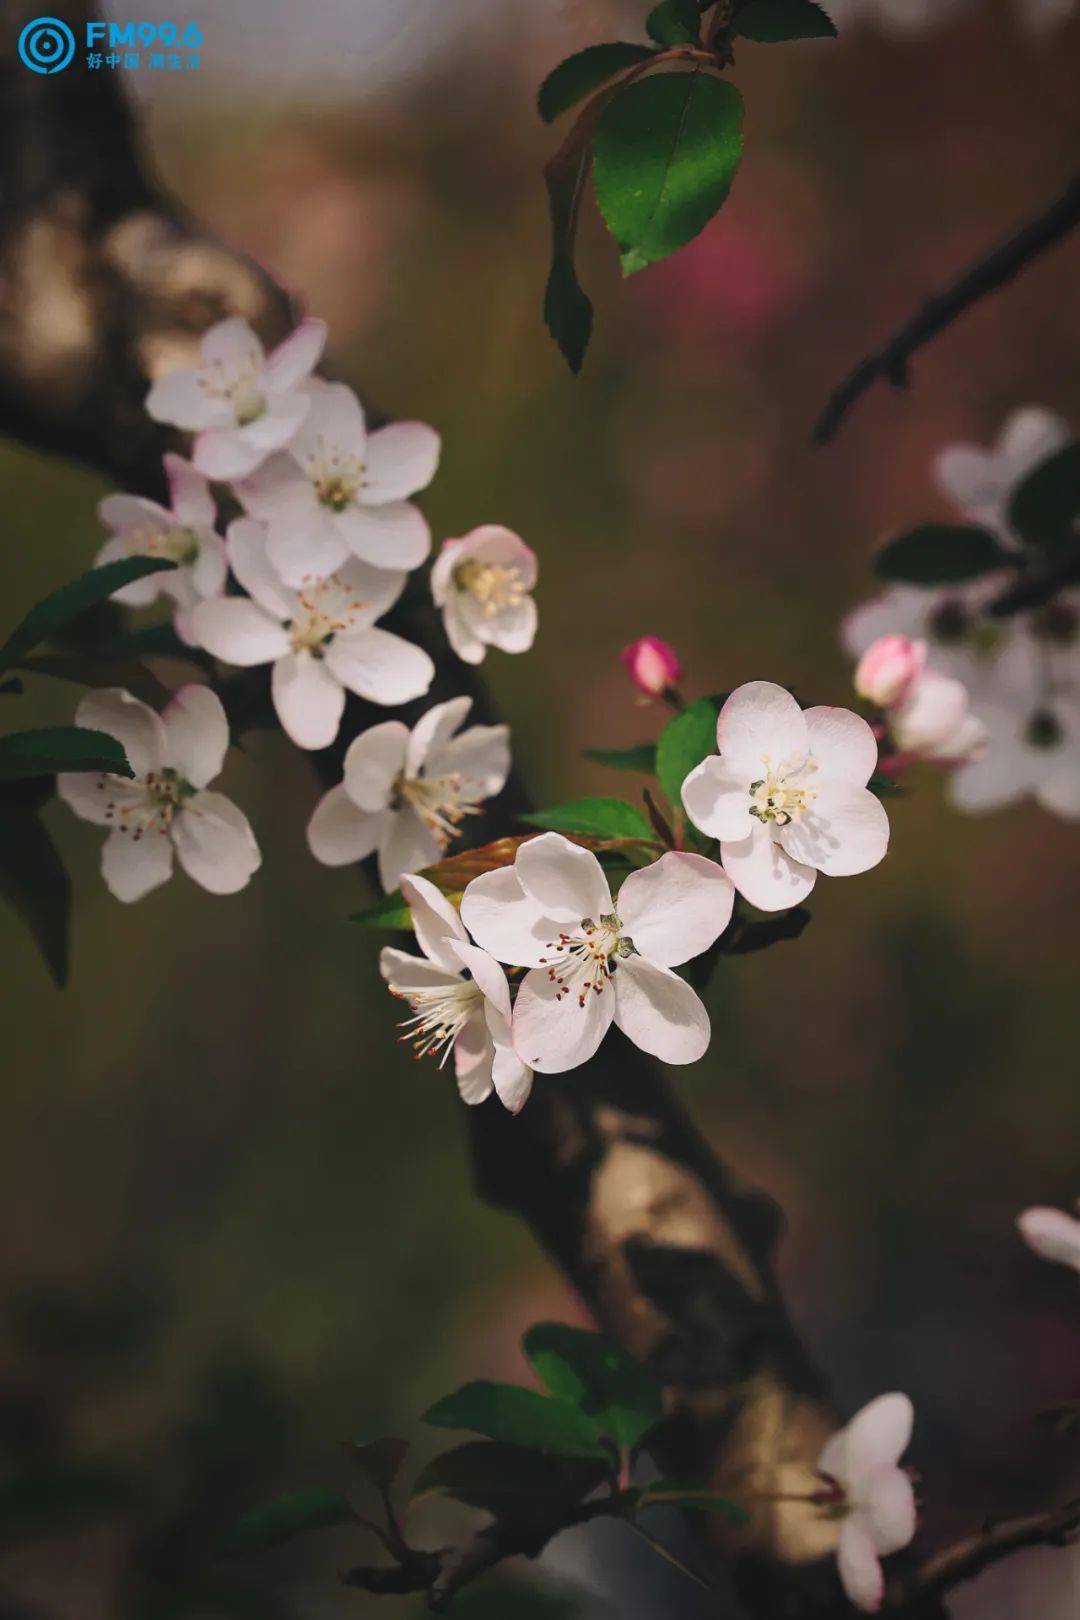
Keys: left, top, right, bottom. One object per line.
{"left": 886, "top": 1498, "right": 1080, "bottom": 1613}
{"left": 814, "top": 174, "right": 1080, "bottom": 445}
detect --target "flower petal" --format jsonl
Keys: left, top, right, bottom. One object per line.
{"left": 613, "top": 955, "right": 710, "bottom": 1064}
{"left": 289, "top": 380, "right": 366, "bottom": 461}
{"left": 191, "top": 597, "right": 290, "bottom": 666}
{"left": 234, "top": 452, "right": 316, "bottom": 524}
{"left": 225, "top": 517, "right": 296, "bottom": 619}
{"left": 307, "top": 784, "right": 383, "bottom": 866}
{"left": 146, "top": 368, "right": 227, "bottom": 431}
{"left": 191, "top": 534, "right": 228, "bottom": 600}
{"left": 94, "top": 536, "right": 167, "bottom": 607}
{"left": 721, "top": 822, "right": 817, "bottom": 911}
{"left": 803, "top": 706, "right": 879, "bottom": 788}
{"left": 844, "top": 1394, "right": 914, "bottom": 1481}
{"left": 101, "top": 826, "right": 174, "bottom": 902}
{"left": 718, "top": 681, "right": 808, "bottom": 770}
{"left": 405, "top": 697, "right": 472, "bottom": 778}
{"left": 379, "top": 946, "right": 461, "bottom": 994}
{"left": 777, "top": 782, "right": 889, "bottom": 878}
{"left": 336, "top": 501, "right": 431, "bottom": 570}
{"left": 428, "top": 725, "right": 511, "bottom": 800}
{"left": 266, "top": 512, "right": 350, "bottom": 587}
{"left": 515, "top": 832, "right": 611, "bottom": 923}
{"left": 400, "top": 873, "right": 469, "bottom": 973}
{"left": 1017, "top": 1207, "right": 1080, "bottom": 1272}
{"left": 341, "top": 721, "right": 409, "bottom": 811}
{"left": 460, "top": 866, "right": 561, "bottom": 969}
{"left": 363, "top": 421, "right": 441, "bottom": 503}
{"left": 57, "top": 773, "right": 147, "bottom": 827}
{"left": 441, "top": 596, "right": 486, "bottom": 664}
{"left": 200, "top": 314, "right": 264, "bottom": 369}
{"left": 488, "top": 1024, "right": 534, "bottom": 1113}
{"left": 468, "top": 526, "right": 539, "bottom": 589}
{"left": 323, "top": 629, "right": 434, "bottom": 706}
{"left": 836, "top": 1519, "right": 884, "bottom": 1614}
{"left": 377, "top": 808, "right": 441, "bottom": 894}
{"left": 163, "top": 453, "right": 215, "bottom": 527}
{"left": 160, "top": 684, "right": 229, "bottom": 788}
{"left": 447, "top": 939, "right": 512, "bottom": 1018}
{"left": 616, "top": 852, "right": 734, "bottom": 967}
{"left": 262, "top": 316, "right": 327, "bottom": 394}
{"left": 454, "top": 1014, "right": 495, "bottom": 1106}
{"left": 861, "top": 1468, "right": 916, "bottom": 1556}
{"left": 172, "top": 791, "right": 261, "bottom": 894}
{"left": 271, "top": 651, "right": 345, "bottom": 749}
{"left": 512, "top": 963, "right": 615, "bottom": 1073}
{"left": 487, "top": 597, "right": 538, "bottom": 656}
{"left": 681, "top": 755, "right": 753, "bottom": 842}
{"left": 73, "top": 688, "right": 165, "bottom": 778}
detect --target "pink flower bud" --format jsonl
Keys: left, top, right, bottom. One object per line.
{"left": 621, "top": 635, "right": 682, "bottom": 699}
{"left": 854, "top": 635, "right": 927, "bottom": 708}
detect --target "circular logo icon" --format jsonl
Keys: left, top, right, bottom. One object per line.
{"left": 18, "top": 17, "right": 76, "bottom": 75}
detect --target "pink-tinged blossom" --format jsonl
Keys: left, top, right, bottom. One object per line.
{"left": 1017, "top": 1205, "right": 1080, "bottom": 1275}
{"left": 461, "top": 834, "right": 734, "bottom": 1073}
{"left": 682, "top": 682, "right": 889, "bottom": 912}
{"left": 380, "top": 874, "right": 532, "bottom": 1113}
{"left": 146, "top": 315, "right": 326, "bottom": 482}
{"left": 935, "top": 406, "right": 1071, "bottom": 540}
{"left": 96, "top": 454, "right": 227, "bottom": 644}
{"left": 234, "top": 379, "right": 439, "bottom": 585}
{"left": 622, "top": 635, "right": 682, "bottom": 699}
{"left": 307, "top": 696, "right": 510, "bottom": 892}
{"left": 854, "top": 635, "right": 926, "bottom": 709}
{"left": 57, "top": 686, "right": 260, "bottom": 903}
{"left": 189, "top": 519, "right": 434, "bottom": 751}
{"left": 430, "top": 526, "right": 538, "bottom": 666}
{"left": 818, "top": 1394, "right": 917, "bottom": 1614}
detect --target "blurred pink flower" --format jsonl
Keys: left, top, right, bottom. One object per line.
{"left": 855, "top": 635, "right": 927, "bottom": 707}
{"left": 622, "top": 635, "right": 682, "bottom": 699}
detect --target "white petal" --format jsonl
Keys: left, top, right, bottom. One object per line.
{"left": 442, "top": 597, "right": 486, "bottom": 664}
{"left": 841, "top": 587, "right": 929, "bottom": 660}
{"left": 146, "top": 368, "right": 226, "bottom": 431}
{"left": 333, "top": 556, "right": 408, "bottom": 627}
{"left": 454, "top": 1014, "right": 496, "bottom": 1106}
{"left": 717, "top": 681, "right": 808, "bottom": 771}
{"left": 721, "top": 822, "right": 817, "bottom": 911}
{"left": 948, "top": 737, "right": 1030, "bottom": 815}
{"left": 613, "top": 955, "right": 710, "bottom": 1064}
{"left": 379, "top": 946, "right": 461, "bottom": 994}
{"left": 427, "top": 725, "right": 511, "bottom": 799}
{"left": 200, "top": 314, "right": 264, "bottom": 370}
{"left": 95, "top": 535, "right": 166, "bottom": 607}
{"left": 460, "top": 866, "right": 562, "bottom": 969}
{"left": 515, "top": 833, "right": 611, "bottom": 923}
{"left": 101, "top": 826, "right": 174, "bottom": 902}
{"left": 400, "top": 873, "right": 469, "bottom": 973}
{"left": 488, "top": 1026, "right": 534, "bottom": 1113}
{"left": 487, "top": 597, "right": 538, "bottom": 656}
{"left": 161, "top": 684, "right": 229, "bottom": 788}
{"left": 190, "top": 598, "right": 290, "bottom": 667}
{"left": 844, "top": 1394, "right": 914, "bottom": 1481}
{"left": 98, "top": 492, "right": 172, "bottom": 535}
{"left": 616, "top": 853, "right": 734, "bottom": 966}
{"left": 225, "top": 517, "right": 296, "bottom": 619}
{"left": 362, "top": 421, "right": 441, "bottom": 503}
{"left": 266, "top": 512, "right": 350, "bottom": 587}
{"left": 56, "top": 773, "right": 147, "bottom": 827}
{"left": 405, "top": 697, "right": 472, "bottom": 778}
{"left": 803, "top": 706, "right": 879, "bottom": 788}
{"left": 289, "top": 380, "right": 366, "bottom": 461}
{"left": 323, "top": 629, "right": 434, "bottom": 706}
{"left": 377, "top": 809, "right": 441, "bottom": 893}
{"left": 836, "top": 1520, "right": 885, "bottom": 1614}
{"left": 861, "top": 1469, "right": 917, "bottom": 1556}
{"left": 777, "top": 782, "right": 889, "bottom": 878}
{"left": 934, "top": 444, "right": 1000, "bottom": 519}
{"left": 999, "top": 405, "right": 1070, "bottom": 477}
{"left": 341, "top": 721, "right": 409, "bottom": 811}
{"left": 271, "top": 651, "right": 345, "bottom": 750}
{"left": 234, "top": 452, "right": 316, "bottom": 523}
{"left": 466, "top": 525, "right": 539, "bottom": 589}
{"left": 512, "top": 963, "right": 615, "bottom": 1073}
{"left": 681, "top": 755, "right": 753, "bottom": 842}
{"left": 1017, "top": 1207, "right": 1080, "bottom": 1272}
{"left": 73, "top": 688, "right": 165, "bottom": 778}
{"left": 262, "top": 316, "right": 327, "bottom": 394}
{"left": 447, "top": 940, "right": 513, "bottom": 1020}
{"left": 172, "top": 791, "right": 260, "bottom": 894}
{"left": 337, "top": 500, "right": 431, "bottom": 570}
{"left": 163, "top": 453, "right": 215, "bottom": 528}
{"left": 191, "top": 534, "right": 228, "bottom": 600}
{"left": 307, "top": 785, "right": 383, "bottom": 866}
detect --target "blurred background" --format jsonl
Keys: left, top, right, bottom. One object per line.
{"left": 0, "top": 1, "right": 1078, "bottom": 1615}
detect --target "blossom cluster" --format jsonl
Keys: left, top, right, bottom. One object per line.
{"left": 827, "top": 0, "right": 1075, "bottom": 36}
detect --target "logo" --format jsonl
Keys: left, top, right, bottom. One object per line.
{"left": 17, "top": 16, "right": 76, "bottom": 74}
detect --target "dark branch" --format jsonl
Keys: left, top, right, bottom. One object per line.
{"left": 887, "top": 1498, "right": 1080, "bottom": 1613}
{"left": 813, "top": 174, "right": 1080, "bottom": 445}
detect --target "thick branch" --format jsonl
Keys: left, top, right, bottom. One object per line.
{"left": 886, "top": 1499, "right": 1080, "bottom": 1613}
{"left": 814, "top": 175, "right": 1080, "bottom": 445}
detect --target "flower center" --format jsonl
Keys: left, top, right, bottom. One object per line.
{"left": 394, "top": 771, "right": 482, "bottom": 847}
{"left": 288, "top": 577, "right": 370, "bottom": 653}
{"left": 233, "top": 387, "right": 267, "bottom": 426}
{"left": 98, "top": 767, "right": 191, "bottom": 839}
{"left": 453, "top": 559, "right": 526, "bottom": 618}
{"left": 1025, "top": 708, "right": 1063, "bottom": 750}
{"left": 388, "top": 975, "right": 482, "bottom": 1065}
{"left": 749, "top": 754, "right": 818, "bottom": 827}
{"left": 301, "top": 440, "right": 366, "bottom": 512}
{"left": 124, "top": 524, "right": 199, "bottom": 565}
{"left": 539, "top": 913, "right": 635, "bottom": 1009}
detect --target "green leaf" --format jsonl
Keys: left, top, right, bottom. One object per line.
{"left": 423, "top": 1382, "right": 610, "bottom": 1460}
{"left": 0, "top": 806, "right": 69, "bottom": 988}
{"left": 1007, "top": 442, "right": 1080, "bottom": 558}
{"left": 734, "top": 0, "right": 838, "bottom": 41}
{"left": 656, "top": 698, "right": 719, "bottom": 806}
{"left": 345, "top": 1437, "right": 408, "bottom": 1494}
{"left": 874, "top": 524, "right": 1010, "bottom": 585}
{"left": 412, "top": 1441, "right": 601, "bottom": 1526}
{"left": 544, "top": 120, "right": 596, "bottom": 373}
{"left": 520, "top": 797, "right": 654, "bottom": 841}
{"left": 638, "top": 1478, "right": 749, "bottom": 1522}
{"left": 0, "top": 727, "right": 134, "bottom": 782}
{"left": 585, "top": 744, "right": 658, "bottom": 772}
{"left": 646, "top": 0, "right": 701, "bottom": 45}
{"left": 867, "top": 772, "right": 904, "bottom": 799}
{"left": 538, "top": 43, "right": 657, "bottom": 123}
{"left": 232, "top": 1485, "right": 354, "bottom": 1549}
{"left": 18, "top": 652, "right": 172, "bottom": 710}
{"left": 593, "top": 72, "right": 743, "bottom": 277}
{"left": 523, "top": 1324, "right": 663, "bottom": 1450}
{"left": 0, "top": 559, "right": 177, "bottom": 670}
{"left": 351, "top": 889, "right": 412, "bottom": 930}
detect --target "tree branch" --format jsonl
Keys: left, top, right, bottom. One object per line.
{"left": 886, "top": 1498, "right": 1080, "bottom": 1613}
{"left": 813, "top": 174, "right": 1080, "bottom": 446}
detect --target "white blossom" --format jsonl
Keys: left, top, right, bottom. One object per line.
{"left": 380, "top": 874, "right": 532, "bottom": 1112}
{"left": 682, "top": 682, "right": 889, "bottom": 912}
{"left": 818, "top": 1394, "right": 917, "bottom": 1614}
{"left": 1017, "top": 1205, "right": 1080, "bottom": 1275}
{"left": 57, "top": 686, "right": 259, "bottom": 902}
{"left": 935, "top": 406, "right": 1071, "bottom": 541}
{"left": 889, "top": 667, "right": 987, "bottom": 763}
{"left": 431, "top": 526, "right": 538, "bottom": 666}
{"left": 190, "top": 519, "right": 434, "bottom": 751}
{"left": 949, "top": 695, "right": 1080, "bottom": 817}
{"left": 234, "top": 380, "right": 439, "bottom": 585}
{"left": 828, "top": 0, "right": 1074, "bottom": 35}
{"left": 461, "top": 833, "right": 734, "bottom": 1073}
{"left": 307, "top": 696, "right": 510, "bottom": 891}
{"left": 146, "top": 315, "right": 326, "bottom": 481}
{"left": 96, "top": 454, "right": 227, "bottom": 644}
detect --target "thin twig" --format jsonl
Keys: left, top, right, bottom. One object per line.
{"left": 814, "top": 175, "right": 1080, "bottom": 445}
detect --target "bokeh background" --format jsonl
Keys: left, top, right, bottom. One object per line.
{"left": 1, "top": 2, "right": 1078, "bottom": 1616}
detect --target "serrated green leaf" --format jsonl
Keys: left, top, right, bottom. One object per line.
{"left": 638, "top": 1477, "right": 749, "bottom": 1521}
{"left": 646, "top": 0, "right": 701, "bottom": 45}
{"left": 0, "top": 806, "right": 69, "bottom": 988}
{"left": 594, "top": 72, "right": 743, "bottom": 277}
{"left": 1007, "top": 442, "right": 1080, "bottom": 558}
{"left": 232, "top": 1485, "right": 354, "bottom": 1549}
{"left": 523, "top": 1324, "right": 663, "bottom": 1450}
{"left": 656, "top": 699, "right": 719, "bottom": 806}
{"left": 520, "top": 798, "right": 654, "bottom": 840}
{"left": 0, "top": 727, "right": 134, "bottom": 782}
{"left": 585, "top": 744, "right": 658, "bottom": 772}
{"left": 734, "top": 0, "right": 838, "bottom": 41}
{"left": 345, "top": 1437, "right": 408, "bottom": 1493}
{"left": 411, "top": 1441, "right": 602, "bottom": 1527}
{"left": 0, "top": 559, "right": 177, "bottom": 671}
{"left": 538, "top": 43, "right": 657, "bottom": 123}
{"left": 874, "top": 525, "right": 1009, "bottom": 585}
{"left": 423, "top": 1382, "right": 610, "bottom": 1460}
